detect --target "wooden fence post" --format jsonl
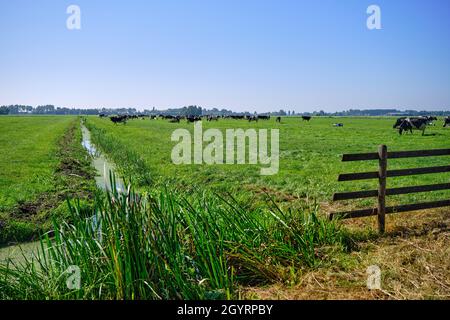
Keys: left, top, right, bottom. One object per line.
{"left": 378, "top": 145, "right": 388, "bottom": 233}
{"left": 332, "top": 147, "right": 450, "bottom": 223}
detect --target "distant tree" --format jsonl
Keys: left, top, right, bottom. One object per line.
{"left": 6, "top": 105, "right": 19, "bottom": 114}
{"left": 313, "top": 110, "right": 325, "bottom": 116}
{"left": 185, "top": 105, "right": 202, "bottom": 116}
{"left": 35, "top": 105, "right": 55, "bottom": 114}
{"left": 1, "top": 104, "right": 448, "bottom": 117}
{"left": 0, "top": 106, "right": 9, "bottom": 115}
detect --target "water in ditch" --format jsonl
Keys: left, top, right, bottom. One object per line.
{"left": 81, "top": 123, "right": 125, "bottom": 193}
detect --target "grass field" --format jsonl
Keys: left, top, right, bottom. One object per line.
{"left": 0, "top": 116, "right": 74, "bottom": 210}
{"left": 0, "top": 116, "right": 96, "bottom": 244}
{"left": 86, "top": 116, "right": 450, "bottom": 212}
{"left": 0, "top": 115, "right": 449, "bottom": 300}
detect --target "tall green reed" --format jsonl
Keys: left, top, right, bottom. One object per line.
{"left": 0, "top": 180, "right": 348, "bottom": 300}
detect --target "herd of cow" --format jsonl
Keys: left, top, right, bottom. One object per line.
{"left": 102, "top": 113, "right": 450, "bottom": 135}
{"left": 104, "top": 114, "right": 314, "bottom": 124}
{"left": 393, "top": 116, "right": 450, "bottom": 135}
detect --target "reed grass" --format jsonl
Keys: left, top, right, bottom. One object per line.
{"left": 0, "top": 177, "right": 348, "bottom": 300}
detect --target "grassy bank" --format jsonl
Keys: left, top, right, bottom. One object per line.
{"left": 84, "top": 119, "right": 152, "bottom": 187}
{"left": 0, "top": 117, "right": 97, "bottom": 244}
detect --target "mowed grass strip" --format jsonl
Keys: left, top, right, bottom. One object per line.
{"left": 86, "top": 116, "right": 450, "bottom": 210}
{"left": 0, "top": 116, "right": 74, "bottom": 211}
{"left": 0, "top": 116, "right": 97, "bottom": 244}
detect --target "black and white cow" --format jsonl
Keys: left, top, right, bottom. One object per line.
{"left": 396, "top": 117, "right": 432, "bottom": 136}
{"left": 207, "top": 115, "right": 219, "bottom": 121}
{"left": 110, "top": 115, "right": 128, "bottom": 124}
{"left": 393, "top": 116, "right": 436, "bottom": 130}
{"left": 444, "top": 117, "right": 450, "bottom": 127}
{"left": 186, "top": 116, "right": 201, "bottom": 123}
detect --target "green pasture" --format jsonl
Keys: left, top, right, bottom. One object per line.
{"left": 0, "top": 116, "right": 96, "bottom": 244}
{"left": 1, "top": 115, "right": 449, "bottom": 299}
{"left": 0, "top": 116, "right": 74, "bottom": 211}
{"left": 86, "top": 116, "right": 450, "bottom": 210}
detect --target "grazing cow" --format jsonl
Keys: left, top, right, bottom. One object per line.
{"left": 443, "top": 117, "right": 450, "bottom": 127}
{"left": 397, "top": 119, "right": 413, "bottom": 135}
{"left": 186, "top": 116, "right": 201, "bottom": 123}
{"left": 162, "top": 115, "right": 178, "bottom": 120}
{"left": 276, "top": 116, "right": 281, "bottom": 123}
{"left": 393, "top": 116, "right": 436, "bottom": 129}
{"left": 110, "top": 115, "right": 128, "bottom": 125}
{"left": 421, "top": 116, "right": 437, "bottom": 126}
{"left": 397, "top": 117, "right": 431, "bottom": 135}
{"left": 393, "top": 117, "right": 407, "bottom": 129}
{"left": 207, "top": 115, "right": 219, "bottom": 121}
{"left": 247, "top": 116, "right": 258, "bottom": 122}
{"left": 333, "top": 123, "right": 344, "bottom": 127}
{"left": 302, "top": 116, "right": 312, "bottom": 121}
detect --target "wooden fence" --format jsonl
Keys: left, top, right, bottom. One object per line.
{"left": 330, "top": 146, "right": 450, "bottom": 233}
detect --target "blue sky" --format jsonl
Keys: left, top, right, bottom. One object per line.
{"left": 1, "top": 0, "right": 450, "bottom": 112}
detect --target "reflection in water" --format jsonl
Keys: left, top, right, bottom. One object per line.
{"left": 0, "top": 240, "right": 42, "bottom": 264}
{"left": 80, "top": 124, "right": 125, "bottom": 194}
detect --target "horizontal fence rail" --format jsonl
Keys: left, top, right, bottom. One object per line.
{"left": 342, "top": 148, "right": 450, "bottom": 162}
{"left": 330, "top": 199, "right": 450, "bottom": 220}
{"left": 333, "top": 182, "right": 450, "bottom": 201}
{"left": 331, "top": 146, "right": 450, "bottom": 233}
{"left": 338, "top": 165, "right": 450, "bottom": 181}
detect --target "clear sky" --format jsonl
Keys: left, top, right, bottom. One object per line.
{"left": 1, "top": 0, "right": 450, "bottom": 112}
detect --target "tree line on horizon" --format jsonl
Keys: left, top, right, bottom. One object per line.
{"left": 1, "top": 105, "right": 449, "bottom": 117}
